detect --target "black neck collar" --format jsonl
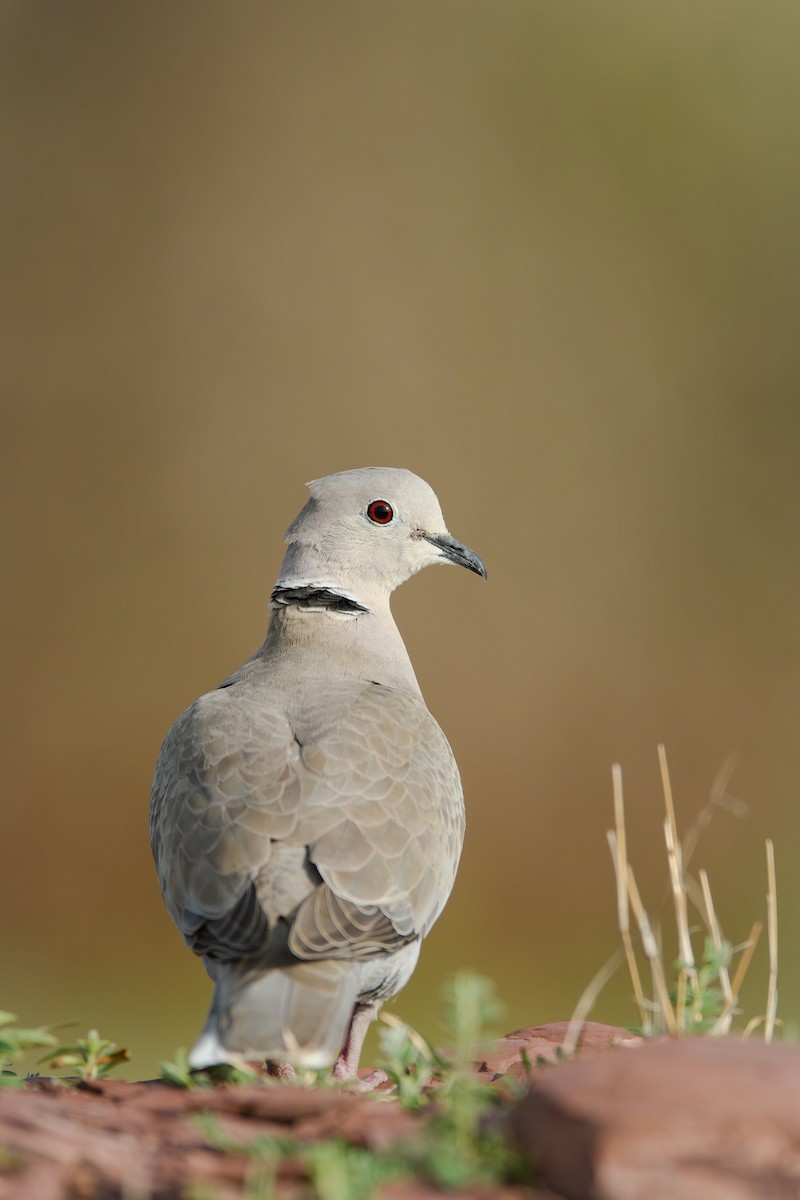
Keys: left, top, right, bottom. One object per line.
{"left": 270, "top": 584, "right": 369, "bottom": 615}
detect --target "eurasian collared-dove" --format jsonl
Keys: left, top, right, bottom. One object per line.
{"left": 150, "top": 467, "right": 486, "bottom": 1080}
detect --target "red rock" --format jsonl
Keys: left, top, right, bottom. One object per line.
{"left": 505, "top": 1021, "right": 641, "bottom": 1053}
{"left": 508, "top": 1036, "right": 800, "bottom": 1199}
{"left": 468, "top": 1021, "right": 640, "bottom": 1078}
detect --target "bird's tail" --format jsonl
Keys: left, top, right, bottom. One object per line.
{"left": 187, "top": 959, "right": 359, "bottom": 1070}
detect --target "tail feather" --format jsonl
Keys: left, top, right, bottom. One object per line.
{"left": 188, "top": 960, "right": 359, "bottom": 1070}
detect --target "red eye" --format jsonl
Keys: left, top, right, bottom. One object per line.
{"left": 366, "top": 499, "right": 394, "bottom": 525}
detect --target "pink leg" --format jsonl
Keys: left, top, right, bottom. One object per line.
{"left": 333, "top": 1002, "right": 387, "bottom": 1089}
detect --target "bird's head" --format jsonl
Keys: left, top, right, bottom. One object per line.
{"left": 276, "top": 467, "right": 486, "bottom": 608}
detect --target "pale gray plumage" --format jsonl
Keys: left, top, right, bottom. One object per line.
{"left": 150, "top": 467, "right": 486, "bottom": 1076}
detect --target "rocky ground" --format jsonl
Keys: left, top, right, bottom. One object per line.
{"left": 1, "top": 1022, "right": 799, "bottom": 1200}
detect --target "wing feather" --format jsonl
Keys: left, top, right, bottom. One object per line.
{"left": 149, "top": 679, "right": 464, "bottom": 965}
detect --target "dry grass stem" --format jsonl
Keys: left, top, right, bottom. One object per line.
{"left": 607, "top": 831, "right": 650, "bottom": 1034}
{"left": 659, "top": 748, "right": 696, "bottom": 959}
{"left": 588, "top": 749, "right": 776, "bottom": 1042}
{"left": 657, "top": 743, "right": 677, "bottom": 840}
{"left": 611, "top": 765, "right": 629, "bottom": 936}
{"left": 710, "top": 920, "right": 764, "bottom": 1033}
{"left": 608, "top": 765, "right": 649, "bottom": 1032}
{"left": 663, "top": 816, "right": 696, "bottom": 1029}
{"left": 683, "top": 872, "right": 708, "bottom": 922}
{"left": 765, "top": 839, "right": 778, "bottom": 1044}
{"left": 681, "top": 754, "right": 743, "bottom": 869}
{"left": 730, "top": 921, "right": 763, "bottom": 999}
{"left": 563, "top": 945, "right": 626, "bottom": 1057}
{"left": 626, "top": 866, "right": 677, "bottom": 1035}
{"left": 659, "top": 745, "right": 701, "bottom": 1030}
{"left": 663, "top": 817, "right": 694, "bottom": 972}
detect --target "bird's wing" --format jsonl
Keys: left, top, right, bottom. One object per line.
{"left": 289, "top": 682, "right": 464, "bottom": 954}
{"left": 150, "top": 690, "right": 305, "bottom": 958}
{"left": 150, "top": 681, "right": 465, "bottom": 964}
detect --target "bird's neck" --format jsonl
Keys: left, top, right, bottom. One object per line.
{"left": 258, "top": 589, "right": 423, "bottom": 696}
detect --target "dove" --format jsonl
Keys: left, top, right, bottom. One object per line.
{"left": 149, "top": 467, "right": 486, "bottom": 1081}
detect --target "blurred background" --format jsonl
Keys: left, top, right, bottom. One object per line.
{"left": 3, "top": 1, "right": 800, "bottom": 1078}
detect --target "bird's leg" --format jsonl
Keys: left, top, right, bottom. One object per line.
{"left": 333, "top": 1001, "right": 387, "bottom": 1089}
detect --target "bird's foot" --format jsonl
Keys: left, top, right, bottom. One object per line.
{"left": 332, "top": 1052, "right": 389, "bottom": 1091}
{"left": 266, "top": 1060, "right": 297, "bottom": 1082}
{"left": 350, "top": 1067, "right": 390, "bottom": 1093}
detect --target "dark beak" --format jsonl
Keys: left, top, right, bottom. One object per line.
{"left": 423, "top": 532, "right": 488, "bottom": 579}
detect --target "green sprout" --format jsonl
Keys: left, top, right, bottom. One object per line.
{"left": 0, "top": 1010, "right": 58, "bottom": 1087}
{"left": 40, "top": 1028, "right": 130, "bottom": 1081}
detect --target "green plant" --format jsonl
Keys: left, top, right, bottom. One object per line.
{"left": 0, "top": 1011, "right": 57, "bottom": 1087}
{"left": 376, "top": 1012, "right": 443, "bottom": 1109}
{"left": 420, "top": 973, "right": 522, "bottom": 1188}
{"left": 193, "top": 1109, "right": 288, "bottom": 1161}
{"left": 40, "top": 1028, "right": 130, "bottom": 1080}
{"left": 159, "top": 1046, "right": 260, "bottom": 1090}
{"left": 195, "top": 1113, "right": 397, "bottom": 1200}
{"left": 305, "top": 1138, "right": 405, "bottom": 1200}
{"left": 159, "top": 1046, "right": 208, "bottom": 1090}
{"left": 439, "top": 970, "right": 506, "bottom": 1055}
{"left": 376, "top": 972, "right": 523, "bottom": 1189}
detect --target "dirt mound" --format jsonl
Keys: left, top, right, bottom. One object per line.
{"left": 3, "top": 1023, "right": 797, "bottom": 1199}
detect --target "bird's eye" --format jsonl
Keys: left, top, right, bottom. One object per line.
{"left": 366, "top": 500, "right": 394, "bottom": 525}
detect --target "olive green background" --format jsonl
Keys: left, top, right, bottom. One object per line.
{"left": 3, "top": 2, "right": 800, "bottom": 1078}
